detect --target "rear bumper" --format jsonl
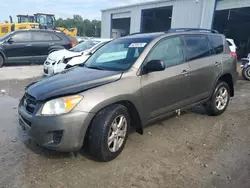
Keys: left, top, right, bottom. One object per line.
{"left": 18, "top": 105, "right": 95, "bottom": 152}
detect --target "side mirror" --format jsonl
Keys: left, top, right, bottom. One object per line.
{"left": 8, "top": 38, "right": 14, "bottom": 44}
{"left": 143, "top": 60, "right": 165, "bottom": 74}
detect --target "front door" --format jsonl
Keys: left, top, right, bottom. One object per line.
{"left": 141, "top": 36, "right": 191, "bottom": 122}
{"left": 3, "top": 31, "right": 33, "bottom": 63}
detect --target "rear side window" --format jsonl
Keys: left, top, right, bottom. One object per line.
{"left": 12, "top": 32, "right": 32, "bottom": 42}
{"left": 51, "top": 34, "right": 61, "bottom": 41}
{"left": 208, "top": 35, "right": 224, "bottom": 54}
{"left": 33, "top": 32, "right": 60, "bottom": 41}
{"left": 147, "top": 37, "right": 184, "bottom": 68}
{"left": 184, "top": 35, "right": 212, "bottom": 61}
{"left": 227, "top": 41, "right": 232, "bottom": 46}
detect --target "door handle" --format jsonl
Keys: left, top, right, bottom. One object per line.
{"left": 214, "top": 62, "right": 221, "bottom": 67}
{"left": 181, "top": 70, "right": 188, "bottom": 76}
{"left": 25, "top": 44, "right": 32, "bottom": 47}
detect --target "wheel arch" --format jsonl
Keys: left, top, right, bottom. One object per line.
{"left": 84, "top": 99, "right": 144, "bottom": 142}
{"left": 217, "top": 73, "right": 234, "bottom": 97}
{"left": 0, "top": 50, "right": 7, "bottom": 63}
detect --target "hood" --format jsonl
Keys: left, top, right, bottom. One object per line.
{"left": 26, "top": 67, "right": 122, "bottom": 101}
{"left": 48, "top": 49, "right": 82, "bottom": 61}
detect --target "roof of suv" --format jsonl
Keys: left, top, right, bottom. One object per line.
{"left": 12, "top": 29, "right": 64, "bottom": 34}
{"left": 122, "top": 29, "right": 221, "bottom": 41}
{"left": 122, "top": 32, "right": 164, "bottom": 40}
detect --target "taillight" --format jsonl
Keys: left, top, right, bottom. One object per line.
{"left": 70, "top": 41, "right": 75, "bottom": 48}
{"left": 230, "top": 52, "right": 238, "bottom": 59}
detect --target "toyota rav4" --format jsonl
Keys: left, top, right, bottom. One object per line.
{"left": 18, "top": 29, "right": 238, "bottom": 161}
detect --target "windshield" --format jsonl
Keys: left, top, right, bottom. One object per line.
{"left": 84, "top": 38, "right": 150, "bottom": 71}
{"left": 70, "top": 40, "right": 100, "bottom": 52}
{"left": 0, "top": 32, "right": 14, "bottom": 41}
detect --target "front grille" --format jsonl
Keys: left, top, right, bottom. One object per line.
{"left": 44, "top": 68, "right": 48, "bottom": 74}
{"left": 23, "top": 93, "right": 37, "bottom": 114}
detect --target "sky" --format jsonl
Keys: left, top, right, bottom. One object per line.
{"left": 0, "top": 0, "right": 153, "bottom": 22}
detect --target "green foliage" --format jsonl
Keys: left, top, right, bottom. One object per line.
{"left": 55, "top": 15, "right": 101, "bottom": 37}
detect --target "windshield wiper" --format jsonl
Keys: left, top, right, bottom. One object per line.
{"left": 85, "top": 65, "right": 106, "bottom": 70}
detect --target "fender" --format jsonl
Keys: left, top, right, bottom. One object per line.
{"left": 210, "top": 72, "right": 234, "bottom": 98}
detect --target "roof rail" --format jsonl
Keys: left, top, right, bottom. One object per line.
{"left": 127, "top": 32, "right": 142, "bottom": 36}
{"left": 166, "top": 28, "right": 219, "bottom": 34}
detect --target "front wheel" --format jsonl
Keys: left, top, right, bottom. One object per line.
{"left": 205, "top": 81, "right": 230, "bottom": 116}
{"left": 242, "top": 66, "right": 250, "bottom": 81}
{"left": 0, "top": 55, "right": 5, "bottom": 68}
{"left": 87, "top": 104, "right": 130, "bottom": 161}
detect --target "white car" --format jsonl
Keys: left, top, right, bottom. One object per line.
{"left": 226, "top": 38, "right": 237, "bottom": 53}
{"left": 43, "top": 38, "right": 111, "bottom": 76}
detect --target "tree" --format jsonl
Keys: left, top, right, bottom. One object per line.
{"left": 55, "top": 15, "right": 101, "bottom": 37}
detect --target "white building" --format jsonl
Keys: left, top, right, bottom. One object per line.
{"left": 101, "top": 0, "right": 250, "bottom": 57}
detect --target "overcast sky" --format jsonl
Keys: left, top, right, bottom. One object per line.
{"left": 0, "top": 0, "right": 153, "bottom": 22}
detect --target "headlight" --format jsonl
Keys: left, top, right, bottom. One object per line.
{"left": 41, "top": 95, "right": 83, "bottom": 115}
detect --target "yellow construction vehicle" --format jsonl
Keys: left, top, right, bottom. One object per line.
{"left": 0, "top": 16, "right": 39, "bottom": 37}
{"left": 0, "top": 13, "right": 77, "bottom": 38}
{"left": 19, "top": 13, "right": 77, "bottom": 37}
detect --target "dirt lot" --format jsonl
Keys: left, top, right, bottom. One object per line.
{"left": 0, "top": 65, "right": 249, "bottom": 188}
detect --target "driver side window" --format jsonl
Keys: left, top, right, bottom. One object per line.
{"left": 147, "top": 37, "right": 184, "bottom": 68}
{"left": 11, "top": 32, "right": 32, "bottom": 42}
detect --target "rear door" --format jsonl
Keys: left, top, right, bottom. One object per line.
{"left": 183, "top": 34, "right": 222, "bottom": 103}
{"left": 141, "top": 36, "right": 191, "bottom": 121}
{"left": 32, "top": 31, "right": 61, "bottom": 63}
{"left": 2, "top": 31, "right": 33, "bottom": 63}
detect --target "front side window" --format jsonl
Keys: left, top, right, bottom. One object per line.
{"left": 84, "top": 38, "right": 150, "bottom": 71}
{"left": 147, "top": 37, "right": 184, "bottom": 68}
{"left": 184, "top": 35, "right": 212, "bottom": 61}
{"left": 11, "top": 32, "right": 32, "bottom": 42}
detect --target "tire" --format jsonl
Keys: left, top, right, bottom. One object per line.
{"left": 88, "top": 104, "right": 130, "bottom": 162}
{"left": 205, "top": 81, "right": 230, "bottom": 116}
{"left": 48, "top": 50, "right": 56, "bottom": 54}
{"left": 242, "top": 66, "right": 250, "bottom": 81}
{"left": 0, "top": 54, "right": 5, "bottom": 68}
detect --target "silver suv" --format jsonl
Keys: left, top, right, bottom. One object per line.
{"left": 18, "top": 29, "right": 238, "bottom": 161}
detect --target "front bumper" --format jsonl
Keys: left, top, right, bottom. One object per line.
{"left": 18, "top": 104, "right": 95, "bottom": 152}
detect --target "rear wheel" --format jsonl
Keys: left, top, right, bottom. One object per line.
{"left": 205, "top": 81, "right": 230, "bottom": 116}
{"left": 242, "top": 66, "right": 250, "bottom": 81}
{"left": 0, "top": 55, "right": 5, "bottom": 68}
{"left": 88, "top": 104, "right": 130, "bottom": 161}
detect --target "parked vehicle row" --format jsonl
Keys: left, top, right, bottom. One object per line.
{"left": 43, "top": 38, "right": 111, "bottom": 75}
{"left": 0, "top": 29, "right": 77, "bottom": 67}
{"left": 241, "top": 53, "right": 250, "bottom": 80}
{"left": 18, "top": 29, "right": 238, "bottom": 161}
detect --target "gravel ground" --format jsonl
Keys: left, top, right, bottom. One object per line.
{"left": 0, "top": 65, "right": 249, "bottom": 188}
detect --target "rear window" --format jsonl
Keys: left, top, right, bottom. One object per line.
{"left": 33, "top": 32, "right": 61, "bottom": 41}
{"left": 208, "top": 35, "right": 224, "bottom": 54}
{"left": 184, "top": 35, "right": 212, "bottom": 61}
